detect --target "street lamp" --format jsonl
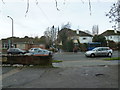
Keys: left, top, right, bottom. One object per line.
{"left": 7, "top": 16, "right": 14, "bottom": 48}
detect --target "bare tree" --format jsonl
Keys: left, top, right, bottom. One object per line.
{"left": 44, "top": 27, "right": 51, "bottom": 45}
{"left": 61, "top": 22, "right": 71, "bottom": 29}
{"left": 106, "top": 0, "right": 120, "bottom": 30}
{"left": 1, "top": 0, "right": 92, "bottom": 16}
{"left": 44, "top": 26, "right": 58, "bottom": 46}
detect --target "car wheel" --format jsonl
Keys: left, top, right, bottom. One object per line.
{"left": 107, "top": 53, "right": 112, "bottom": 57}
{"left": 49, "top": 53, "right": 51, "bottom": 56}
{"left": 19, "top": 53, "right": 24, "bottom": 55}
{"left": 8, "top": 53, "right": 12, "bottom": 55}
{"left": 90, "top": 53, "right": 95, "bottom": 57}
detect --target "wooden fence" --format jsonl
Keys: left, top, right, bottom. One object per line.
{"left": 2, "top": 55, "right": 52, "bottom": 66}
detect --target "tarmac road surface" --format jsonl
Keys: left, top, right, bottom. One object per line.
{"left": 1, "top": 51, "right": 119, "bottom": 88}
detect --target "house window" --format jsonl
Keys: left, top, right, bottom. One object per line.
{"left": 2, "top": 44, "right": 8, "bottom": 49}
{"left": 110, "top": 36, "right": 112, "bottom": 39}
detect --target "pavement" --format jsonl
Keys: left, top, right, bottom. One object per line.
{"left": 1, "top": 51, "right": 119, "bottom": 88}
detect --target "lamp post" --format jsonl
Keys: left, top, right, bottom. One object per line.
{"left": 7, "top": 16, "right": 14, "bottom": 48}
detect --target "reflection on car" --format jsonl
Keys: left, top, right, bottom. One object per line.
{"left": 85, "top": 47, "right": 113, "bottom": 57}
{"left": 28, "top": 48, "right": 42, "bottom": 53}
{"left": 7, "top": 48, "right": 26, "bottom": 55}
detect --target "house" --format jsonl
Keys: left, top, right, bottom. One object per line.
{"left": 32, "top": 43, "right": 45, "bottom": 49}
{"left": 58, "top": 28, "right": 93, "bottom": 45}
{"left": 2, "top": 37, "right": 34, "bottom": 50}
{"left": 57, "top": 28, "right": 77, "bottom": 45}
{"left": 1, "top": 37, "right": 46, "bottom": 54}
{"left": 15, "top": 42, "right": 33, "bottom": 50}
{"left": 100, "top": 30, "right": 120, "bottom": 43}
{"left": 71, "top": 30, "right": 93, "bottom": 44}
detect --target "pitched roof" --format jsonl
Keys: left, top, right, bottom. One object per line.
{"left": 59, "top": 28, "right": 76, "bottom": 36}
{"left": 75, "top": 30, "right": 93, "bottom": 37}
{"left": 59, "top": 28, "right": 93, "bottom": 37}
{"left": 101, "top": 30, "right": 120, "bottom": 36}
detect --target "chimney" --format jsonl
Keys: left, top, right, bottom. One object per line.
{"left": 114, "top": 30, "right": 117, "bottom": 33}
{"left": 76, "top": 29, "right": 79, "bottom": 34}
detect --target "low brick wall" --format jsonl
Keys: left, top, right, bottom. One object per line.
{"left": 2, "top": 55, "right": 52, "bottom": 66}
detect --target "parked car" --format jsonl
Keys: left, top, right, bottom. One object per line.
{"left": 7, "top": 48, "right": 26, "bottom": 55}
{"left": 28, "top": 48, "right": 42, "bottom": 53}
{"left": 26, "top": 48, "right": 53, "bottom": 56}
{"left": 35, "top": 49, "right": 53, "bottom": 56}
{"left": 85, "top": 47, "right": 113, "bottom": 57}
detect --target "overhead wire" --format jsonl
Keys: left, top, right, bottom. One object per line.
{"left": 35, "top": 0, "right": 53, "bottom": 25}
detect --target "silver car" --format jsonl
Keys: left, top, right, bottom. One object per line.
{"left": 26, "top": 48, "right": 53, "bottom": 56}
{"left": 33, "top": 49, "right": 53, "bottom": 56}
{"left": 28, "top": 48, "right": 42, "bottom": 53}
{"left": 85, "top": 47, "right": 113, "bottom": 57}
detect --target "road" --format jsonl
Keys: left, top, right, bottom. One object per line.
{"left": 52, "top": 51, "right": 119, "bottom": 67}
{"left": 1, "top": 51, "right": 119, "bottom": 88}
{"left": 53, "top": 51, "right": 119, "bottom": 61}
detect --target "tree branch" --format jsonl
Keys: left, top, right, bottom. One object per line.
{"left": 25, "top": 0, "right": 29, "bottom": 17}
{"left": 2, "top": 0, "right": 5, "bottom": 4}
{"left": 81, "top": 0, "right": 84, "bottom": 4}
{"left": 55, "top": 0, "right": 60, "bottom": 11}
{"left": 63, "top": 0, "right": 66, "bottom": 5}
{"left": 35, "top": 0, "right": 38, "bottom": 5}
{"left": 89, "top": 0, "right": 92, "bottom": 15}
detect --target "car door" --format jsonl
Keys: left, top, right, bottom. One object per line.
{"left": 14, "top": 49, "right": 19, "bottom": 54}
{"left": 99, "top": 48, "right": 108, "bottom": 56}
{"left": 96, "top": 48, "right": 103, "bottom": 56}
{"left": 10, "top": 49, "right": 14, "bottom": 54}
{"left": 34, "top": 50, "right": 43, "bottom": 55}
{"left": 12, "top": 49, "right": 16, "bottom": 54}
{"left": 102, "top": 48, "right": 109, "bottom": 56}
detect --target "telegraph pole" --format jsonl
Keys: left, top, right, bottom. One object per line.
{"left": 7, "top": 16, "right": 14, "bottom": 48}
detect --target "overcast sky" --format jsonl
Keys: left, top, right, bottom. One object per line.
{"left": 0, "top": 0, "right": 117, "bottom": 39}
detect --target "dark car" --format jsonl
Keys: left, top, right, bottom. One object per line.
{"left": 7, "top": 48, "right": 26, "bottom": 55}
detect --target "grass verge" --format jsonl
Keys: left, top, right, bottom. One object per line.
{"left": 52, "top": 60, "right": 63, "bottom": 63}
{"left": 103, "top": 57, "right": 120, "bottom": 60}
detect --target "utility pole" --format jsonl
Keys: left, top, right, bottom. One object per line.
{"left": 7, "top": 16, "right": 14, "bottom": 48}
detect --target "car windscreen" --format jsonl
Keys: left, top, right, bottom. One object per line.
{"left": 92, "top": 48, "right": 98, "bottom": 51}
